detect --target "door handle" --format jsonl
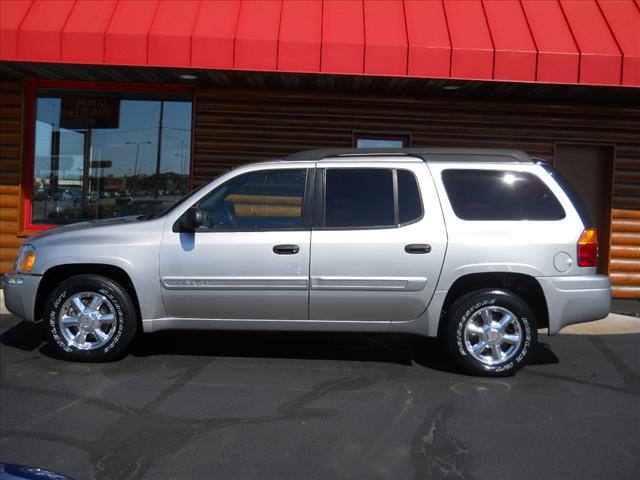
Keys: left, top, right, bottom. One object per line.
{"left": 273, "top": 244, "right": 300, "bottom": 255}
{"left": 405, "top": 244, "right": 431, "bottom": 254}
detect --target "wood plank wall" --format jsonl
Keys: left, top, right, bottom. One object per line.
{"left": 0, "top": 81, "right": 22, "bottom": 273}
{"left": 193, "top": 88, "right": 640, "bottom": 299}
{"left": 0, "top": 82, "right": 638, "bottom": 299}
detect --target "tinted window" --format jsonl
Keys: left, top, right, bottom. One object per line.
{"left": 442, "top": 169, "right": 565, "bottom": 221}
{"left": 198, "top": 169, "right": 306, "bottom": 230}
{"left": 398, "top": 170, "right": 423, "bottom": 224}
{"left": 325, "top": 169, "right": 394, "bottom": 227}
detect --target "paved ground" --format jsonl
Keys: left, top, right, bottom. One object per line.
{"left": 1, "top": 311, "right": 639, "bottom": 480}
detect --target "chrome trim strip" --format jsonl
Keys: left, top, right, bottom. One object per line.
{"left": 162, "top": 276, "right": 427, "bottom": 291}
{"left": 310, "top": 276, "right": 427, "bottom": 291}
{"left": 161, "top": 276, "right": 309, "bottom": 290}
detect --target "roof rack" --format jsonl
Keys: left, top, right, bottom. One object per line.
{"left": 284, "top": 147, "right": 533, "bottom": 163}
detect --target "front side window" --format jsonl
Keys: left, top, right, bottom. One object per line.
{"left": 198, "top": 169, "right": 307, "bottom": 231}
{"left": 442, "top": 169, "right": 566, "bottom": 221}
{"left": 32, "top": 91, "right": 192, "bottom": 226}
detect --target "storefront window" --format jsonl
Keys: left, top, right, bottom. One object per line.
{"left": 32, "top": 90, "right": 192, "bottom": 225}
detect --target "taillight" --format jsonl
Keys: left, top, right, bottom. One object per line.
{"left": 577, "top": 227, "right": 598, "bottom": 267}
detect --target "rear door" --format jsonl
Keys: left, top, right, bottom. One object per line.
{"left": 309, "top": 161, "right": 447, "bottom": 321}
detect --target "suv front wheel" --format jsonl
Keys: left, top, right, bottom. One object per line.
{"left": 446, "top": 289, "right": 537, "bottom": 376}
{"left": 44, "top": 274, "right": 138, "bottom": 361}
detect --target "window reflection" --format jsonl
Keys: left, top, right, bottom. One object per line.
{"left": 32, "top": 92, "right": 192, "bottom": 225}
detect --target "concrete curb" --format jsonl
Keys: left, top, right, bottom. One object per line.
{"left": 538, "top": 313, "right": 640, "bottom": 335}
{"left": 1, "top": 289, "right": 5, "bottom": 315}
{"left": 1, "top": 288, "right": 638, "bottom": 335}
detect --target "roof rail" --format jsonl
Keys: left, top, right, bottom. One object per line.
{"left": 532, "top": 156, "right": 550, "bottom": 164}
{"left": 284, "top": 148, "right": 533, "bottom": 163}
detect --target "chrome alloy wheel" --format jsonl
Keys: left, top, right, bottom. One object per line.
{"left": 58, "top": 292, "right": 117, "bottom": 350}
{"left": 464, "top": 306, "right": 523, "bottom": 366}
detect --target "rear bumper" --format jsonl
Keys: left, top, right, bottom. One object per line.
{"left": 536, "top": 275, "right": 611, "bottom": 334}
{"left": 2, "top": 272, "right": 42, "bottom": 322}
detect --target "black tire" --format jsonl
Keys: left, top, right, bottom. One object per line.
{"left": 445, "top": 289, "right": 537, "bottom": 377}
{"left": 44, "top": 274, "right": 138, "bottom": 361}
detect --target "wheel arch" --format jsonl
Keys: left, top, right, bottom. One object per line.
{"left": 437, "top": 272, "right": 549, "bottom": 337}
{"left": 35, "top": 263, "right": 142, "bottom": 327}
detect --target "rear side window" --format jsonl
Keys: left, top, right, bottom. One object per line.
{"left": 325, "top": 169, "right": 394, "bottom": 227}
{"left": 323, "top": 168, "right": 423, "bottom": 228}
{"left": 442, "top": 169, "right": 565, "bottom": 221}
{"left": 398, "top": 169, "right": 423, "bottom": 224}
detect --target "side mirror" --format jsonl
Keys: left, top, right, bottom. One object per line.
{"left": 180, "top": 206, "right": 202, "bottom": 231}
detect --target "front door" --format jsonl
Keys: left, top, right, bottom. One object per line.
{"left": 309, "top": 163, "right": 447, "bottom": 321}
{"left": 159, "top": 167, "right": 312, "bottom": 320}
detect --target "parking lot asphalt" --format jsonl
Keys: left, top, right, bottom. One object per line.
{"left": 1, "top": 311, "right": 639, "bottom": 480}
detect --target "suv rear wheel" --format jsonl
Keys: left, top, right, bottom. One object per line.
{"left": 44, "top": 274, "right": 138, "bottom": 361}
{"left": 446, "top": 289, "right": 537, "bottom": 376}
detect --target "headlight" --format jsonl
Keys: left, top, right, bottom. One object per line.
{"left": 14, "top": 245, "right": 36, "bottom": 273}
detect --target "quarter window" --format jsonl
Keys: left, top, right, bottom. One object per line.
{"left": 442, "top": 169, "right": 565, "bottom": 221}
{"left": 198, "top": 169, "right": 307, "bottom": 230}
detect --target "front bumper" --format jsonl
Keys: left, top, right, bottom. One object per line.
{"left": 536, "top": 275, "right": 611, "bottom": 334}
{"left": 2, "top": 272, "right": 42, "bottom": 322}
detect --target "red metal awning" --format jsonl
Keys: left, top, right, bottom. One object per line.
{"left": 1, "top": 0, "right": 638, "bottom": 87}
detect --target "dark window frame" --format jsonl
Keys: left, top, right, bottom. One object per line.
{"left": 180, "top": 168, "right": 315, "bottom": 233}
{"left": 313, "top": 167, "right": 424, "bottom": 231}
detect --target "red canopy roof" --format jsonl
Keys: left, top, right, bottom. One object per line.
{"left": 1, "top": 0, "right": 638, "bottom": 87}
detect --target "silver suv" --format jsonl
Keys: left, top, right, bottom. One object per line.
{"left": 4, "top": 148, "right": 611, "bottom": 376}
